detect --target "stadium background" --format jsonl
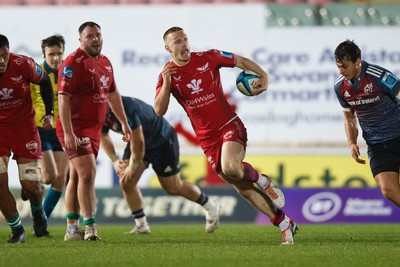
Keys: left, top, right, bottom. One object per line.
{"left": 1, "top": 0, "right": 399, "bottom": 225}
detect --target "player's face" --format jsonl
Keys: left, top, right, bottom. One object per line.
{"left": 0, "top": 46, "right": 10, "bottom": 74}
{"left": 336, "top": 58, "right": 361, "bottom": 81}
{"left": 44, "top": 45, "right": 64, "bottom": 70}
{"left": 79, "top": 26, "right": 103, "bottom": 59}
{"left": 165, "top": 30, "right": 191, "bottom": 66}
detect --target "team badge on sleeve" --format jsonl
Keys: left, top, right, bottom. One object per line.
{"left": 220, "top": 51, "right": 233, "bottom": 58}
{"left": 35, "top": 64, "right": 43, "bottom": 76}
{"left": 381, "top": 72, "right": 398, "bottom": 89}
{"left": 62, "top": 66, "right": 74, "bottom": 79}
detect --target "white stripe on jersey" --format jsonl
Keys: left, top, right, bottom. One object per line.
{"left": 335, "top": 75, "right": 344, "bottom": 85}
{"left": 366, "top": 65, "right": 383, "bottom": 78}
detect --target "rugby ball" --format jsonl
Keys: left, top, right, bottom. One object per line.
{"left": 236, "top": 70, "right": 260, "bottom": 96}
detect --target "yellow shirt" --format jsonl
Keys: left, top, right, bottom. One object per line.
{"left": 30, "top": 62, "right": 59, "bottom": 127}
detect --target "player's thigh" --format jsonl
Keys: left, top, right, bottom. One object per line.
{"left": 70, "top": 154, "right": 97, "bottom": 179}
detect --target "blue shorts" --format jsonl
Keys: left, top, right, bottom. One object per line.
{"left": 367, "top": 135, "right": 400, "bottom": 177}
{"left": 123, "top": 131, "right": 180, "bottom": 177}
{"left": 38, "top": 128, "right": 63, "bottom": 152}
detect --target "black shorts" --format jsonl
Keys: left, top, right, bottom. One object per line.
{"left": 122, "top": 131, "right": 181, "bottom": 177}
{"left": 367, "top": 135, "right": 400, "bottom": 177}
{"left": 38, "top": 127, "right": 63, "bottom": 152}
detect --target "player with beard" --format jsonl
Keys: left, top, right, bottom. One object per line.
{"left": 57, "top": 22, "right": 131, "bottom": 241}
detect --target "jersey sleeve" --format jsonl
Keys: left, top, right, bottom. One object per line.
{"left": 379, "top": 70, "right": 400, "bottom": 98}
{"left": 21, "top": 56, "right": 44, "bottom": 84}
{"left": 155, "top": 72, "right": 164, "bottom": 97}
{"left": 334, "top": 79, "right": 351, "bottom": 111}
{"left": 58, "top": 57, "right": 77, "bottom": 97}
{"left": 210, "top": 49, "right": 236, "bottom": 68}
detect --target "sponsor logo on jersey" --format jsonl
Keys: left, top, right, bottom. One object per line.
{"left": 100, "top": 75, "right": 109, "bottom": 89}
{"left": 220, "top": 51, "right": 233, "bottom": 58}
{"left": 187, "top": 79, "right": 203, "bottom": 94}
{"left": 207, "top": 156, "right": 216, "bottom": 170}
{"left": 347, "top": 95, "right": 380, "bottom": 106}
{"left": 105, "top": 66, "right": 112, "bottom": 72}
{"left": 344, "top": 91, "right": 351, "bottom": 98}
{"left": 35, "top": 64, "right": 42, "bottom": 76}
{"left": 363, "top": 82, "right": 373, "bottom": 94}
{"left": 77, "top": 137, "right": 91, "bottom": 150}
{"left": 173, "top": 75, "right": 181, "bottom": 82}
{"left": 11, "top": 75, "right": 23, "bottom": 82}
{"left": 62, "top": 66, "right": 74, "bottom": 79}
{"left": 0, "top": 88, "right": 13, "bottom": 100}
{"left": 26, "top": 141, "right": 38, "bottom": 155}
{"left": 381, "top": 72, "right": 398, "bottom": 90}
{"left": 89, "top": 68, "right": 96, "bottom": 73}
{"left": 223, "top": 130, "right": 234, "bottom": 140}
{"left": 196, "top": 62, "right": 209, "bottom": 72}
{"left": 76, "top": 55, "right": 84, "bottom": 63}
{"left": 14, "top": 57, "right": 24, "bottom": 65}
{"left": 163, "top": 166, "right": 173, "bottom": 172}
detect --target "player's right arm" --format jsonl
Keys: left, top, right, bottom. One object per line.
{"left": 154, "top": 63, "right": 176, "bottom": 116}
{"left": 343, "top": 110, "right": 366, "bottom": 164}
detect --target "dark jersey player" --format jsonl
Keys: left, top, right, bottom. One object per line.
{"left": 101, "top": 96, "right": 220, "bottom": 234}
{"left": 334, "top": 39, "right": 400, "bottom": 208}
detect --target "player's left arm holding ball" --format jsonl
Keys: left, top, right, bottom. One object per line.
{"left": 235, "top": 55, "right": 269, "bottom": 95}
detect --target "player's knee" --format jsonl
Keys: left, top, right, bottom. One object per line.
{"left": 18, "top": 162, "right": 41, "bottom": 182}
{"left": 163, "top": 185, "right": 180, "bottom": 196}
{"left": 221, "top": 165, "right": 240, "bottom": 180}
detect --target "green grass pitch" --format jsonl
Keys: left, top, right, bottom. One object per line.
{"left": 0, "top": 224, "right": 399, "bottom": 267}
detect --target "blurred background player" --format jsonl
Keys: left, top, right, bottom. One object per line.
{"left": 57, "top": 22, "right": 131, "bottom": 241}
{"left": 0, "top": 34, "right": 53, "bottom": 243}
{"left": 30, "top": 34, "right": 69, "bottom": 221}
{"left": 101, "top": 96, "right": 220, "bottom": 234}
{"left": 154, "top": 27, "right": 297, "bottom": 245}
{"left": 334, "top": 40, "right": 400, "bottom": 207}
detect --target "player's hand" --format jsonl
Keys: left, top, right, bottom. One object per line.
{"left": 161, "top": 63, "right": 177, "bottom": 86}
{"left": 64, "top": 132, "right": 78, "bottom": 151}
{"left": 349, "top": 143, "right": 366, "bottom": 164}
{"left": 251, "top": 75, "right": 269, "bottom": 96}
{"left": 113, "top": 159, "right": 125, "bottom": 176}
{"left": 40, "top": 115, "right": 53, "bottom": 130}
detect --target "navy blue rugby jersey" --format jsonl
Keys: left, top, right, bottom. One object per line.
{"left": 334, "top": 61, "right": 400, "bottom": 144}
{"left": 102, "top": 96, "right": 173, "bottom": 150}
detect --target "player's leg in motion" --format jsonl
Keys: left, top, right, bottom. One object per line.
{"left": 70, "top": 155, "right": 100, "bottom": 241}
{"left": 158, "top": 172, "right": 221, "bottom": 233}
{"left": 0, "top": 156, "right": 26, "bottom": 243}
{"left": 221, "top": 141, "right": 285, "bottom": 208}
{"left": 220, "top": 141, "right": 297, "bottom": 244}
{"left": 18, "top": 159, "right": 48, "bottom": 238}
{"left": 156, "top": 132, "right": 221, "bottom": 233}
{"left": 64, "top": 164, "right": 84, "bottom": 241}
